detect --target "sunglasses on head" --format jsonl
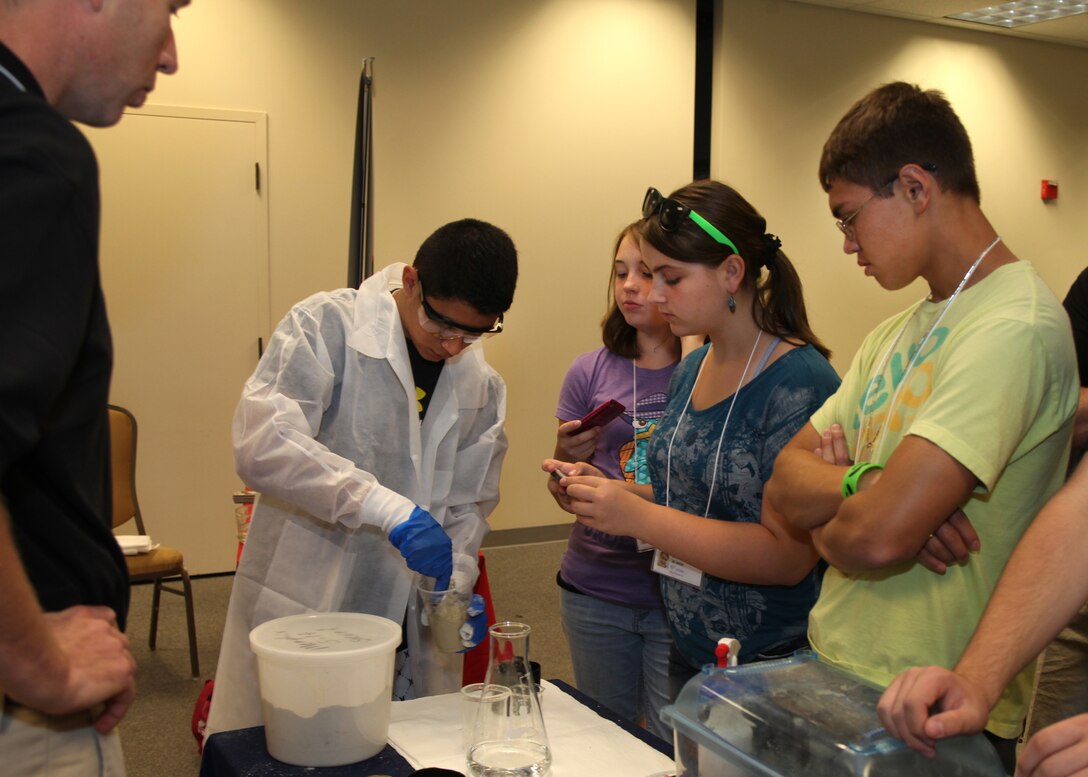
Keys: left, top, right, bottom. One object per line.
{"left": 642, "top": 187, "right": 741, "bottom": 257}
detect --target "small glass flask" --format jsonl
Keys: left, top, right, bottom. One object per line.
{"left": 466, "top": 621, "right": 552, "bottom": 777}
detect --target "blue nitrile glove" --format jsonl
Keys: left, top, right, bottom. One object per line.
{"left": 458, "top": 593, "right": 488, "bottom": 653}
{"left": 388, "top": 506, "right": 453, "bottom": 589}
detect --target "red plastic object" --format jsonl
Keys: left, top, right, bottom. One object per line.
{"left": 462, "top": 552, "right": 497, "bottom": 684}
{"left": 715, "top": 642, "right": 731, "bottom": 669}
{"left": 191, "top": 678, "right": 215, "bottom": 753}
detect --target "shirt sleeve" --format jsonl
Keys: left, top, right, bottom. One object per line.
{"left": 908, "top": 316, "right": 1070, "bottom": 490}
{"left": 231, "top": 297, "right": 414, "bottom": 533}
{"left": 0, "top": 128, "right": 97, "bottom": 474}
{"left": 1063, "top": 268, "right": 1088, "bottom": 385}
{"left": 556, "top": 351, "right": 595, "bottom": 422}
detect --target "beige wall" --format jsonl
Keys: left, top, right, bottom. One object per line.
{"left": 144, "top": 0, "right": 695, "bottom": 534}
{"left": 712, "top": 0, "right": 1087, "bottom": 376}
{"left": 129, "top": 0, "right": 1086, "bottom": 538}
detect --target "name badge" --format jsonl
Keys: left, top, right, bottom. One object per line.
{"left": 651, "top": 549, "right": 704, "bottom": 587}
{"left": 636, "top": 539, "right": 654, "bottom": 553}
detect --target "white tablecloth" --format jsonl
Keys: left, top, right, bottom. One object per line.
{"left": 388, "top": 680, "right": 675, "bottom": 776}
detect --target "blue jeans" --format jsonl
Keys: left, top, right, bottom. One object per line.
{"left": 560, "top": 587, "right": 673, "bottom": 741}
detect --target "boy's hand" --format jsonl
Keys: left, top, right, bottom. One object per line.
{"left": 917, "top": 510, "right": 979, "bottom": 574}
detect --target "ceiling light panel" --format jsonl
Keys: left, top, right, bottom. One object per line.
{"left": 947, "top": 0, "right": 1088, "bottom": 27}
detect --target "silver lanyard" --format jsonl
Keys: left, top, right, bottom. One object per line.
{"left": 665, "top": 331, "right": 762, "bottom": 517}
{"left": 0, "top": 63, "right": 27, "bottom": 93}
{"left": 854, "top": 236, "right": 1002, "bottom": 461}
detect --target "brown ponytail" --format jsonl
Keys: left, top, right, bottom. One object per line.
{"left": 643, "top": 179, "right": 830, "bottom": 359}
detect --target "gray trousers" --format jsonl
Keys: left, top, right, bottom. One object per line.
{"left": 0, "top": 697, "right": 125, "bottom": 777}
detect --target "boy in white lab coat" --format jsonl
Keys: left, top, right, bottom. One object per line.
{"left": 206, "top": 218, "right": 518, "bottom": 737}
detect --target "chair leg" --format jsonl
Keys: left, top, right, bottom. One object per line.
{"left": 180, "top": 570, "right": 200, "bottom": 678}
{"left": 149, "top": 579, "right": 163, "bottom": 651}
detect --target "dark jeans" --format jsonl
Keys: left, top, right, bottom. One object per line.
{"left": 984, "top": 730, "right": 1017, "bottom": 776}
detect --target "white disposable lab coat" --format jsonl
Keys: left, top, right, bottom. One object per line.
{"left": 205, "top": 263, "right": 507, "bottom": 737}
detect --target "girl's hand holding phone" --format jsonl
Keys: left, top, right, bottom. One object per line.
{"left": 556, "top": 419, "right": 600, "bottom": 461}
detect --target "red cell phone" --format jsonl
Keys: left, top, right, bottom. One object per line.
{"left": 577, "top": 399, "right": 625, "bottom": 431}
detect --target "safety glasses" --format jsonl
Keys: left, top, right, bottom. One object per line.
{"left": 642, "top": 187, "right": 741, "bottom": 257}
{"left": 417, "top": 280, "right": 503, "bottom": 343}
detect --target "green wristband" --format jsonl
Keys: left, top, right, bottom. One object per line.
{"left": 842, "top": 462, "right": 883, "bottom": 498}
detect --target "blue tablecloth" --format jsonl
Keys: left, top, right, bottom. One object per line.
{"left": 199, "top": 680, "right": 672, "bottom": 777}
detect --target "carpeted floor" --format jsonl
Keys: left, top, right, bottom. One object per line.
{"left": 117, "top": 539, "right": 573, "bottom": 776}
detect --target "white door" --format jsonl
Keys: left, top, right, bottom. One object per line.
{"left": 83, "top": 106, "right": 270, "bottom": 575}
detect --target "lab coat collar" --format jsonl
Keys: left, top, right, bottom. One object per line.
{"left": 346, "top": 263, "right": 409, "bottom": 359}
{"left": 347, "top": 263, "right": 481, "bottom": 376}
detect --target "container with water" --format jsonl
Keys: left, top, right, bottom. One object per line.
{"left": 660, "top": 651, "right": 1008, "bottom": 776}
{"left": 466, "top": 621, "right": 552, "bottom": 777}
{"left": 249, "top": 612, "right": 401, "bottom": 767}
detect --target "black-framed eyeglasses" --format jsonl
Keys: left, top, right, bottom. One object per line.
{"left": 835, "top": 174, "right": 899, "bottom": 242}
{"left": 417, "top": 280, "right": 503, "bottom": 344}
{"left": 642, "top": 187, "right": 741, "bottom": 257}
{"left": 836, "top": 165, "right": 937, "bottom": 242}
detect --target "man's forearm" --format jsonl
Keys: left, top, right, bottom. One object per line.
{"left": 0, "top": 508, "right": 64, "bottom": 692}
{"left": 955, "top": 462, "right": 1088, "bottom": 706}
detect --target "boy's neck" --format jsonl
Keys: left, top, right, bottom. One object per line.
{"left": 922, "top": 208, "right": 1015, "bottom": 301}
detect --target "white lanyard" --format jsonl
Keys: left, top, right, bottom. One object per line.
{"left": 653, "top": 331, "right": 764, "bottom": 586}
{"left": 854, "top": 236, "right": 1002, "bottom": 461}
{"left": 0, "top": 63, "right": 27, "bottom": 93}
{"left": 632, "top": 361, "right": 655, "bottom": 552}
{"left": 664, "top": 331, "right": 762, "bottom": 517}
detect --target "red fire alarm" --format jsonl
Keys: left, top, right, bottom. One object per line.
{"left": 1041, "top": 180, "right": 1058, "bottom": 202}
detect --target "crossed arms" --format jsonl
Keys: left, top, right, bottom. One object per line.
{"left": 765, "top": 423, "right": 978, "bottom": 574}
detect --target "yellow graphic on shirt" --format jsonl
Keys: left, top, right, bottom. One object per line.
{"left": 853, "top": 327, "right": 947, "bottom": 460}
{"left": 416, "top": 386, "right": 426, "bottom": 415}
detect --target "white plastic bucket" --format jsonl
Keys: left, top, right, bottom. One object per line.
{"left": 249, "top": 612, "right": 401, "bottom": 767}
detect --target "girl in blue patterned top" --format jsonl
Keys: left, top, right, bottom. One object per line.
{"left": 550, "top": 180, "right": 840, "bottom": 700}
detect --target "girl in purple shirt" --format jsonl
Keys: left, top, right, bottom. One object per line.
{"left": 548, "top": 221, "right": 680, "bottom": 740}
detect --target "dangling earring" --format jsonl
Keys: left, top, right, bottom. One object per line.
{"left": 727, "top": 295, "right": 737, "bottom": 314}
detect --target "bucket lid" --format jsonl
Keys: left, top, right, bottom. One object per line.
{"left": 249, "top": 612, "right": 401, "bottom": 661}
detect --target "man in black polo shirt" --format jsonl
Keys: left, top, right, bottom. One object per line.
{"left": 0, "top": 1, "right": 191, "bottom": 773}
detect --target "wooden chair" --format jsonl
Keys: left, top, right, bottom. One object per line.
{"left": 108, "top": 404, "right": 199, "bottom": 678}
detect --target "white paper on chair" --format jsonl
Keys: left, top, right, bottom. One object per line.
{"left": 115, "top": 535, "right": 155, "bottom": 555}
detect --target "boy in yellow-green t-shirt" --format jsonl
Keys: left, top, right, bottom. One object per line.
{"left": 764, "top": 82, "right": 1077, "bottom": 774}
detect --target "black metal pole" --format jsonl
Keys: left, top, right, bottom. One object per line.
{"left": 694, "top": 0, "right": 713, "bottom": 180}
{"left": 347, "top": 58, "right": 374, "bottom": 287}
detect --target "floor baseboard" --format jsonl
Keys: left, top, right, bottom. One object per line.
{"left": 482, "top": 523, "right": 572, "bottom": 548}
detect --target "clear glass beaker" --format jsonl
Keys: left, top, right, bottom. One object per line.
{"left": 466, "top": 621, "right": 552, "bottom": 777}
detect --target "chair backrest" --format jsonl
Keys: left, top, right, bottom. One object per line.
{"left": 108, "top": 404, "right": 146, "bottom": 534}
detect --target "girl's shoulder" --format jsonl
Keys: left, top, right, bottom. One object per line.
{"left": 761, "top": 344, "right": 841, "bottom": 396}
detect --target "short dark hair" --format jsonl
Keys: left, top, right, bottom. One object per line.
{"left": 819, "top": 82, "right": 980, "bottom": 203}
{"left": 413, "top": 218, "right": 518, "bottom": 315}
{"left": 644, "top": 179, "right": 830, "bottom": 359}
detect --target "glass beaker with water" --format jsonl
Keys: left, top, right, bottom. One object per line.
{"left": 466, "top": 621, "right": 552, "bottom": 777}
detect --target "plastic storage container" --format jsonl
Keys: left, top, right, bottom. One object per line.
{"left": 249, "top": 612, "right": 401, "bottom": 767}
{"left": 660, "top": 652, "right": 1007, "bottom": 777}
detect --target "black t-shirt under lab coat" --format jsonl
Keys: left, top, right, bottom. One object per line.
{"left": 0, "top": 42, "right": 128, "bottom": 628}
